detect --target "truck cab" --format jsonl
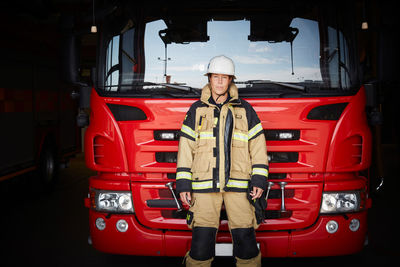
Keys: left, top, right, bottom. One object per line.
{"left": 84, "top": 0, "right": 372, "bottom": 257}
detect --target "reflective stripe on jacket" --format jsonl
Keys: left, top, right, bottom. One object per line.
{"left": 176, "top": 83, "right": 269, "bottom": 194}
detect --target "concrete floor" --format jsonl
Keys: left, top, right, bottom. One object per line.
{"left": 0, "top": 144, "right": 398, "bottom": 266}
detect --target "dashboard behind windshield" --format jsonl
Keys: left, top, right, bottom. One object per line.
{"left": 96, "top": 1, "right": 360, "bottom": 97}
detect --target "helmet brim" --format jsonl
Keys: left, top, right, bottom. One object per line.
{"left": 204, "top": 73, "right": 236, "bottom": 79}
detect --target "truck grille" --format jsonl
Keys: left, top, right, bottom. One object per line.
{"left": 155, "top": 151, "right": 298, "bottom": 164}
{"left": 150, "top": 188, "right": 295, "bottom": 219}
{"left": 134, "top": 182, "right": 322, "bottom": 231}
{"left": 153, "top": 129, "right": 300, "bottom": 141}
{"left": 161, "top": 209, "right": 293, "bottom": 220}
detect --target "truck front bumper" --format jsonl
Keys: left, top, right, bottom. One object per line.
{"left": 87, "top": 208, "right": 368, "bottom": 257}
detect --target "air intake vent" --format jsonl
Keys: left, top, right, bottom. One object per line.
{"left": 307, "top": 103, "right": 348, "bottom": 120}
{"left": 106, "top": 104, "right": 147, "bottom": 121}
{"left": 155, "top": 152, "right": 177, "bottom": 163}
{"left": 167, "top": 173, "right": 176, "bottom": 179}
{"left": 269, "top": 173, "right": 287, "bottom": 179}
{"left": 93, "top": 136, "right": 105, "bottom": 165}
{"left": 268, "top": 152, "right": 298, "bottom": 163}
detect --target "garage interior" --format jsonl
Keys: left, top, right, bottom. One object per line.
{"left": 0, "top": 0, "right": 399, "bottom": 265}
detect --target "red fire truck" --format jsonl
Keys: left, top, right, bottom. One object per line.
{"left": 0, "top": 12, "right": 81, "bottom": 187}
{"left": 83, "top": 0, "right": 374, "bottom": 257}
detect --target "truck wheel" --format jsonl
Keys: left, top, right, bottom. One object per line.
{"left": 39, "top": 145, "right": 59, "bottom": 190}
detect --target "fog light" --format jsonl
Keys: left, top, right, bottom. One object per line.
{"left": 116, "top": 219, "right": 128, "bottom": 232}
{"left": 349, "top": 219, "right": 360, "bottom": 232}
{"left": 95, "top": 217, "right": 106, "bottom": 231}
{"left": 326, "top": 220, "right": 338, "bottom": 234}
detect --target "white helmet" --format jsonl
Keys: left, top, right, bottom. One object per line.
{"left": 205, "top": 55, "right": 236, "bottom": 78}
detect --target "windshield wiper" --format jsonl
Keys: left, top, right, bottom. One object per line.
{"left": 134, "top": 82, "right": 201, "bottom": 95}
{"left": 162, "top": 83, "right": 201, "bottom": 95}
{"left": 236, "top": 80, "right": 305, "bottom": 91}
{"left": 102, "top": 82, "right": 201, "bottom": 95}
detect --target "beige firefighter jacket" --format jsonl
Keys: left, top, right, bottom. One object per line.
{"left": 176, "top": 83, "right": 269, "bottom": 193}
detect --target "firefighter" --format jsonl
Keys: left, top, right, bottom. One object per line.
{"left": 176, "top": 55, "right": 269, "bottom": 267}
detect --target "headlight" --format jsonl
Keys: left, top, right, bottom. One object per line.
{"left": 320, "top": 191, "right": 361, "bottom": 214}
{"left": 93, "top": 190, "right": 134, "bottom": 213}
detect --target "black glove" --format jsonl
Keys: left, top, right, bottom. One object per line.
{"left": 247, "top": 183, "right": 267, "bottom": 225}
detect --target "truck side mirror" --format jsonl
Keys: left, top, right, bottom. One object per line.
{"left": 71, "top": 85, "right": 91, "bottom": 127}
{"left": 60, "top": 14, "right": 91, "bottom": 128}
{"left": 60, "top": 14, "right": 80, "bottom": 85}
{"left": 365, "top": 82, "right": 377, "bottom": 108}
{"left": 364, "top": 82, "right": 383, "bottom": 126}
{"left": 60, "top": 34, "right": 80, "bottom": 84}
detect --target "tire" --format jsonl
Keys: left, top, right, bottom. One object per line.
{"left": 39, "top": 144, "right": 59, "bottom": 190}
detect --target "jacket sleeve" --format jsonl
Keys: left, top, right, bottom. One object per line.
{"left": 246, "top": 104, "right": 269, "bottom": 191}
{"left": 176, "top": 105, "right": 197, "bottom": 194}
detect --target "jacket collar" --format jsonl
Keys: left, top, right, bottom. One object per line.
{"left": 200, "top": 83, "right": 240, "bottom": 106}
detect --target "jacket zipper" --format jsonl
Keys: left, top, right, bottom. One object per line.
{"left": 214, "top": 106, "right": 220, "bottom": 192}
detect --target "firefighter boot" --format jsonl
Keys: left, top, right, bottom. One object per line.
{"left": 235, "top": 252, "right": 261, "bottom": 267}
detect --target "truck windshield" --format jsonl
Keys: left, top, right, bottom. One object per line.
{"left": 96, "top": 1, "right": 359, "bottom": 97}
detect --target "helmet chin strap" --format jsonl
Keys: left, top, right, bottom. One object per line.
{"left": 215, "top": 91, "right": 228, "bottom": 103}
{"left": 214, "top": 83, "right": 230, "bottom": 103}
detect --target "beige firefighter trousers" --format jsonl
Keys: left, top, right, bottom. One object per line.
{"left": 188, "top": 191, "right": 257, "bottom": 230}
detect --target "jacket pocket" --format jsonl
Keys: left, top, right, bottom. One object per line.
{"left": 196, "top": 112, "right": 213, "bottom": 143}
{"left": 232, "top": 130, "right": 248, "bottom": 148}
{"left": 194, "top": 113, "right": 214, "bottom": 172}
{"left": 231, "top": 129, "right": 251, "bottom": 175}
{"left": 191, "top": 145, "right": 211, "bottom": 173}
{"left": 197, "top": 130, "right": 214, "bottom": 147}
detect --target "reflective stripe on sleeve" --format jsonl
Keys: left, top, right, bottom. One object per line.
{"left": 252, "top": 167, "right": 269, "bottom": 177}
{"left": 176, "top": 171, "right": 192, "bottom": 181}
{"left": 248, "top": 123, "right": 263, "bottom": 140}
{"left": 181, "top": 124, "right": 196, "bottom": 139}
